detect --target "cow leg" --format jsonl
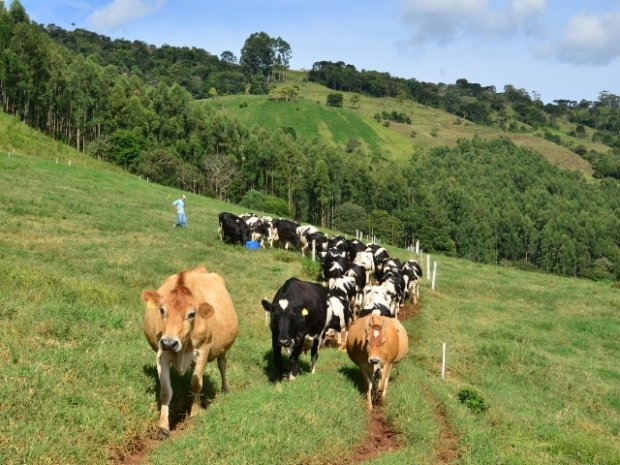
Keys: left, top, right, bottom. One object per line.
{"left": 289, "top": 338, "right": 305, "bottom": 379}
{"left": 361, "top": 368, "right": 373, "bottom": 410}
{"left": 157, "top": 350, "right": 173, "bottom": 436}
{"left": 217, "top": 354, "right": 230, "bottom": 394}
{"left": 309, "top": 336, "right": 321, "bottom": 374}
{"left": 190, "top": 349, "right": 209, "bottom": 417}
{"left": 378, "top": 363, "right": 393, "bottom": 399}
{"left": 272, "top": 333, "right": 285, "bottom": 375}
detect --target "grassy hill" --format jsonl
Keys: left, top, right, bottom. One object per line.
{"left": 204, "top": 71, "right": 595, "bottom": 178}
{"left": 1, "top": 113, "right": 618, "bottom": 464}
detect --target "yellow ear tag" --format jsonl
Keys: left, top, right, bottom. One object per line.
{"left": 301, "top": 309, "right": 309, "bottom": 316}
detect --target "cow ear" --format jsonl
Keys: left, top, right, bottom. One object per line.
{"left": 141, "top": 290, "right": 161, "bottom": 309}
{"left": 198, "top": 302, "right": 215, "bottom": 319}
{"left": 261, "top": 299, "right": 273, "bottom": 313}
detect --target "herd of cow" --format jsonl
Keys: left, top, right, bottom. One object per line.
{"left": 140, "top": 211, "right": 423, "bottom": 436}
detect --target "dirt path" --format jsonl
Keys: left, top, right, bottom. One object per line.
{"left": 336, "top": 299, "right": 459, "bottom": 465}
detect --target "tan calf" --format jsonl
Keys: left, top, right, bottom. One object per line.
{"left": 346, "top": 314, "right": 408, "bottom": 410}
{"left": 141, "top": 266, "right": 238, "bottom": 435}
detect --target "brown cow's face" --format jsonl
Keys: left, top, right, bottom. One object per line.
{"left": 143, "top": 286, "right": 213, "bottom": 353}
{"left": 365, "top": 317, "right": 387, "bottom": 371}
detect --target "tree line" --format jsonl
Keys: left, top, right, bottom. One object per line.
{"left": 1, "top": 1, "right": 619, "bottom": 281}
{"left": 308, "top": 62, "right": 620, "bottom": 180}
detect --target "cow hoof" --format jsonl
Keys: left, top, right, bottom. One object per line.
{"left": 159, "top": 428, "right": 170, "bottom": 439}
{"left": 287, "top": 373, "right": 296, "bottom": 381}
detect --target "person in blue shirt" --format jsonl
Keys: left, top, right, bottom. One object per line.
{"left": 172, "top": 194, "right": 187, "bottom": 227}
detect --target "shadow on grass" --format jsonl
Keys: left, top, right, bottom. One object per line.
{"left": 339, "top": 365, "right": 365, "bottom": 394}
{"left": 261, "top": 349, "right": 312, "bottom": 383}
{"left": 143, "top": 364, "right": 217, "bottom": 431}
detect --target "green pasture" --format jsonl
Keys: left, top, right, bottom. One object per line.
{"left": 204, "top": 73, "right": 594, "bottom": 177}
{"left": 0, "top": 123, "right": 618, "bottom": 464}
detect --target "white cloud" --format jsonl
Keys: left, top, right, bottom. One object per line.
{"left": 400, "top": 0, "right": 546, "bottom": 45}
{"left": 556, "top": 11, "right": 620, "bottom": 65}
{"left": 88, "top": 0, "right": 166, "bottom": 30}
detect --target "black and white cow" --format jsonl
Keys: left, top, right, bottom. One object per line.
{"left": 346, "top": 239, "right": 368, "bottom": 262}
{"left": 218, "top": 212, "right": 251, "bottom": 245}
{"left": 320, "top": 247, "right": 352, "bottom": 286}
{"left": 371, "top": 246, "right": 391, "bottom": 277}
{"left": 261, "top": 278, "right": 329, "bottom": 379}
{"left": 327, "top": 236, "right": 348, "bottom": 254}
{"left": 360, "top": 284, "right": 394, "bottom": 318}
{"left": 297, "top": 225, "right": 328, "bottom": 256}
{"left": 241, "top": 213, "right": 272, "bottom": 247}
{"left": 402, "top": 259, "right": 423, "bottom": 305}
{"left": 344, "top": 264, "right": 368, "bottom": 318}
{"left": 353, "top": 250, "right": 375, "bottom": 286}
{"left": 324, "top": 292, "right": 353, "bottom": 350}
{"left": 378, "top": 259, "right": 405, "bottom": 317}
{"left": 271, "top": 218, "right": 300, "bottom": 250}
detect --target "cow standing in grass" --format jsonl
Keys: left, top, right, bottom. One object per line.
{"left": 346, "top": 314, "right": 408, "bottom": 409}
{"left": 141, "top": 266, "right": 239, "bottom": 436}
{"left": 261, "top": 277, "right": 329, "bottom": 379}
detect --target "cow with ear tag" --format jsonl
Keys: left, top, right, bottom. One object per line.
{"left": 141, "top": 266, "right": 238, "bottom": 436}
{"left": 261, "top": 277, "right": 329, "bottom": 379}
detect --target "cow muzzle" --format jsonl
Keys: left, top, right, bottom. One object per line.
{"left": 368, "top": 356, "right": 381, "bottom": 365}
{"left": 159, "top": 337, "right": 181, "bottom": 352}
{"left": 279, "top": 339, "right": 294, "bottom": 349}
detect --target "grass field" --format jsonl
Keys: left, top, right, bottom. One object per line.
{"left": 0, "top": 115, "right": 619, "bottom": 464}
{"left": 203, "top": 71, "right": 595, "bottom": 178}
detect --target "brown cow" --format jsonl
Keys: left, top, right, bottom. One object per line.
{"left": 346, "top": 314, "right": 408, "bottom": 409}
{"left": 141, "top": 266, "right": 239, "bottom": 435}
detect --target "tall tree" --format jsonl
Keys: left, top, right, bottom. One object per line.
{"left": 239, "top": 31, "right": 275, "bottom": 81}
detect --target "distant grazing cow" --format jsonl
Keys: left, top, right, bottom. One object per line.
{"left": 271, "top": 218, "right": 300, "bottom": 250}
{"left": 261, "top": 277, "right": 329, "bottom": 379}
{"left": 218, "top": 212, "right": 251, "bottom": 245}
{"left": 241, "top": 213, "right": 272, "bottom": 247}
{"left": 402, "top": 259, "right": 423, "bottom": 305}
{"left": 141, "top": 266, "right": 239, "bottom": 435}
{"left": 297, "top": 225, "right": 328, "bottom": 256}
{"left": 346, "top": 314, "right": 408, "bottom": 409}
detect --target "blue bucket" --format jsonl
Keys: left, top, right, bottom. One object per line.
{"left": 245, "top": 240, "right": 260, "bottom": 250}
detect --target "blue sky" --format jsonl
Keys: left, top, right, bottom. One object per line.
{"left": 18, "top": 0, "right": 620, "bottom": 103}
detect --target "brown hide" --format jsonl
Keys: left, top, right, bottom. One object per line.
{"left": 346, "top": 315, "right": 408, "bottom": 409}
{"left": 141, "top": 265, "right": 238, "bottom": 434}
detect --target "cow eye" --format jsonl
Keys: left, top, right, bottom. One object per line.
{"left": 187, "top": 309, "right": 196, "bottom": 320}
{"left": 159, "top": 306, "right": 166, "bottom": 317}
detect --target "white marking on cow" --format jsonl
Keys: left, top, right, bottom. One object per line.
{"left": 373, "top": 330, "right": 380, "bottom": 338}
{"left": 278, "top": 299, "right": 289, "bottom": 310}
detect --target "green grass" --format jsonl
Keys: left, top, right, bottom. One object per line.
{"left": 204, "top": 72, "right": 595, "bottom": 177}
{"left": 0, "top": 116, "right": 619, "bottom": 464}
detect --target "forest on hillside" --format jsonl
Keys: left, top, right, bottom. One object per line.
{"left": 0, "top": 0, "right": 619, "bottom": 281}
